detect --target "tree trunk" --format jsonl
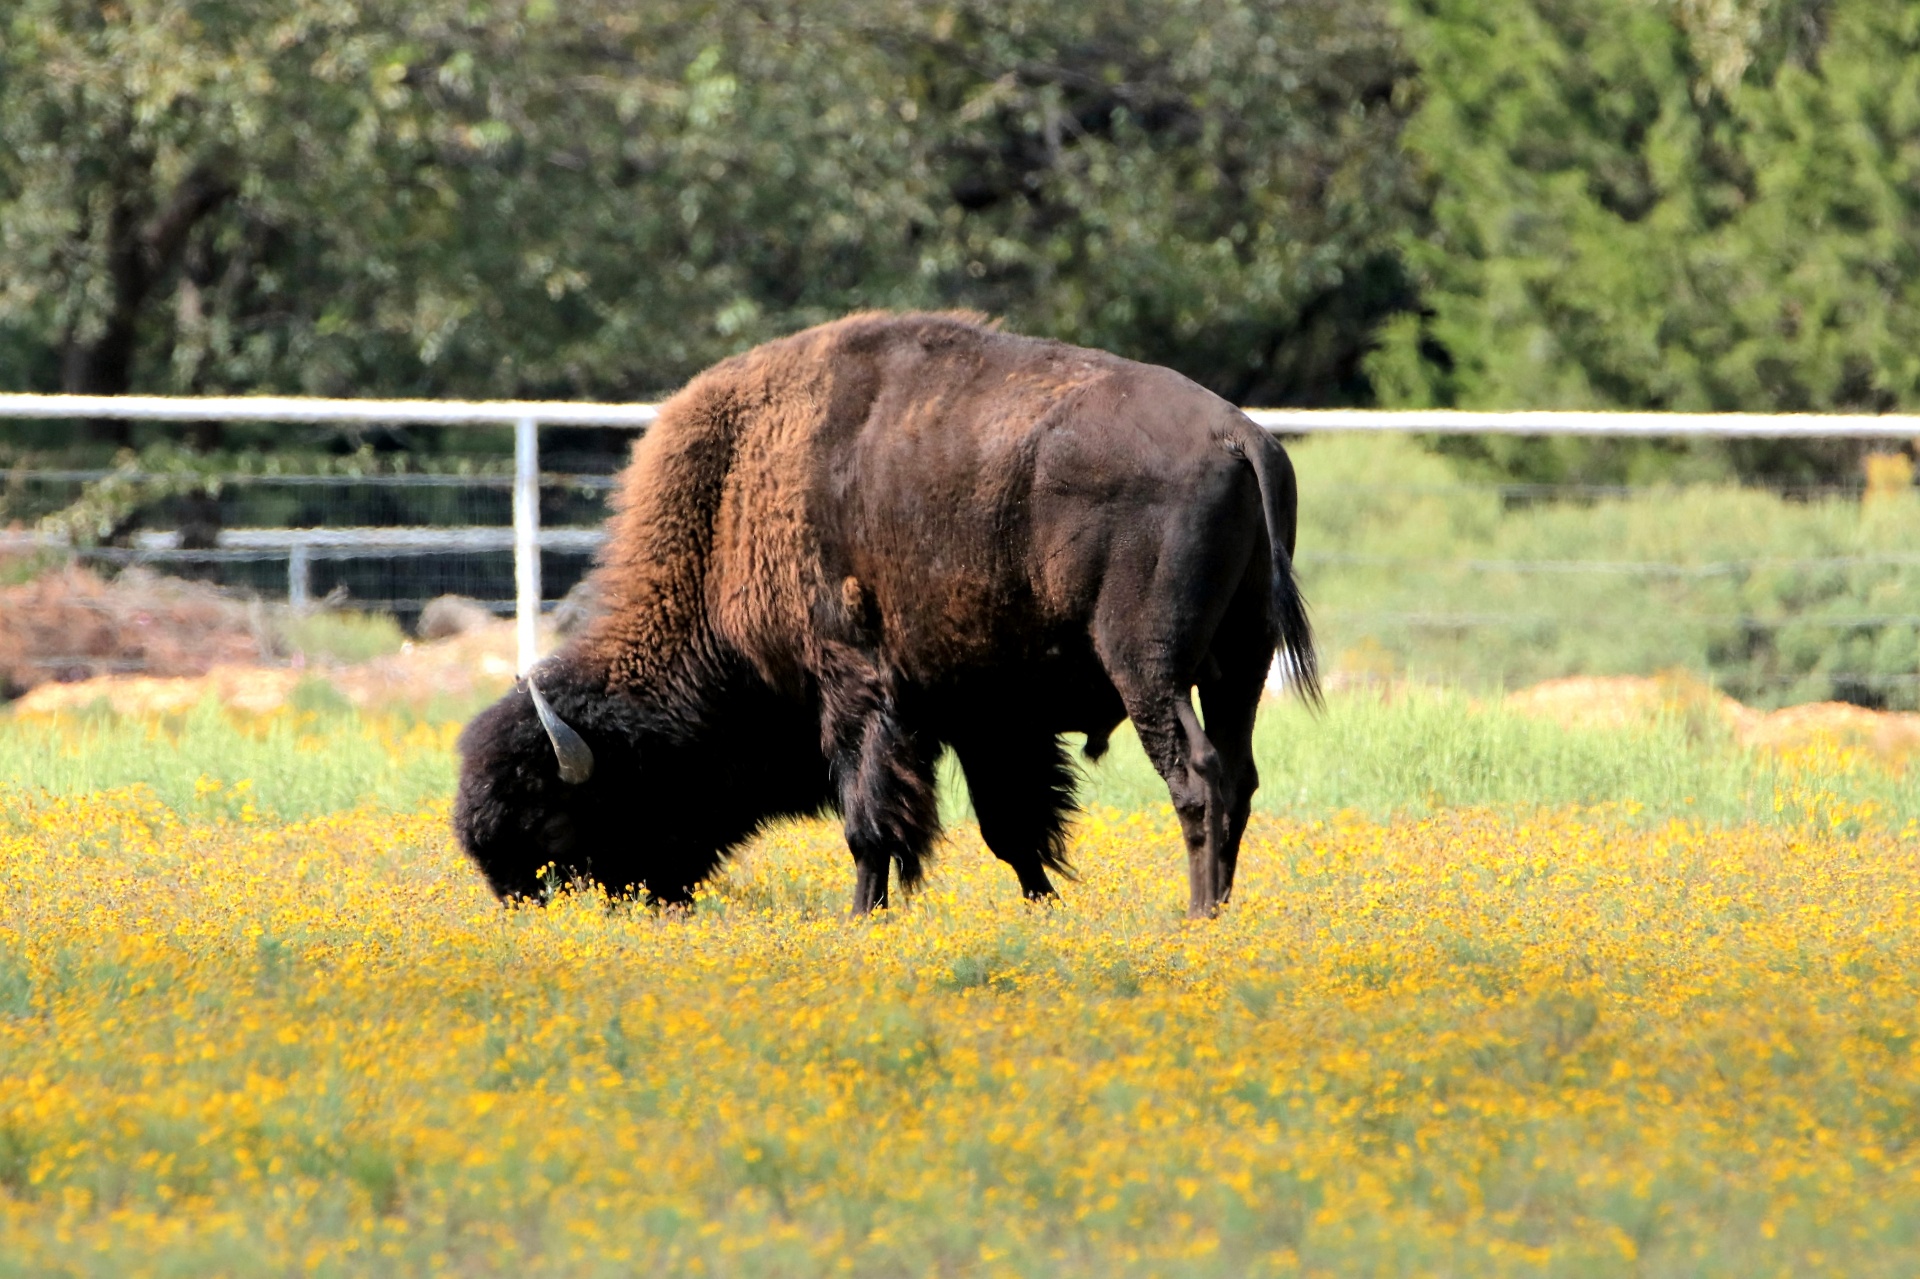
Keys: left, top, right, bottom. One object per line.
{"left": 60, "top": 164, "right": 234, "bottom": 444}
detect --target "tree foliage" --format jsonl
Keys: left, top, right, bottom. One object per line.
{"left": 9, "top": 0, "right": 1920, "bottom": 487}
{"left": 0, "top": 0, "right": 1419, "bottom": 410}
{"left": 1372, "top": 0, "right": 1920, "bottom": 480}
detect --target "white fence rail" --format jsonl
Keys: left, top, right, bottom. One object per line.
{"left": 6, "top": 393, "right": 1919, "bottom": 675}
{"left": 8, "top": 393, "right": 1920, "bottom": 436}
{"left": 1244, "top": 408, "right": 1920, "bottom": 437}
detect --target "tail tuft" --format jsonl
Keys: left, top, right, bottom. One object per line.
{"left": 1239, "top": 428, "right": 1322, "bottom": 710}
{"left": 1269, "top": 547, "right": 1323, "bottom": 710}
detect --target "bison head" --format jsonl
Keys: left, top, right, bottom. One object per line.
{"left": 453, "top": 654, "right": 833, "bottom": 905}
{"left": 452, "top": 661, "right": 610, "bottom": 901}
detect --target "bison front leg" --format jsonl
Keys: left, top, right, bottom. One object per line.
{"left": 850, "top": 850, "right": 889, "bottom": 914}
{"left": 833, "top": 704, "right": 941, "bottom": 917}
{"left": 952, "top": 733, "right": 1076, "bottom": 902}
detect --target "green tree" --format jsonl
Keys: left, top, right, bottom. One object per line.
{"left": 267, "top": 0, "right": 1422, "bottom": 406}
{"left": 0, "top": 0, "right": 1420, "bottom": 418}
{"left": 2, "top": 1, "right": 376, "bottom": 408}
{"left": 1372, "top": 0, "right": 1920, "bottom": 483}
{"left": 876, "top": 1, "right": 1419, "bottom": 405}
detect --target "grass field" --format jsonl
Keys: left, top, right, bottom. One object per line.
{"left": 2, "top": 702, "right": 1918, "bottom": 1275}
{"left": 4, "top": 689, "right": 1917, "bottom": 828}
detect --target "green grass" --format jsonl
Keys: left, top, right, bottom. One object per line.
{"left": 1066, "top": 689, "right": 1918, "bottom": 826}
{"left": 6, "top": 689, "right": 1911, "bottom": 829}
{"left": 0, "top": 697, "right": 455, "bottom": 819}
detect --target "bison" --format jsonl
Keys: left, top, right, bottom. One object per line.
{"left": 453, "top": 311, "right": 1318, "bottom": 918}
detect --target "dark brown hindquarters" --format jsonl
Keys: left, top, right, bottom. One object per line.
{"left": 1082, "top": 429, "right": 1311, "bottom": 918}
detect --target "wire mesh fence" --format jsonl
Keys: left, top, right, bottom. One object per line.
{"left": 3, "top": 398, "right": 1918, "bottom": 708}
{"left": 10, "top": 468, "right": 1918, "bottom": 708}
{"left": 2, "top": 467, "right": 616, "bottom": 627}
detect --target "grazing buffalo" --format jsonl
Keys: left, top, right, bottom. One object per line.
{"left": 453, "top": 311, "right": 1318, "bottom": 917}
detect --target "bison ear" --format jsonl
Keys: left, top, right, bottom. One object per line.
{"left": 526, "top": 675, "right": 595, "bottom": 784}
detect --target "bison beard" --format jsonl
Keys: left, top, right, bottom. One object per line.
{"left": 453, "top": 311, "right": 1318, "bottom": 919}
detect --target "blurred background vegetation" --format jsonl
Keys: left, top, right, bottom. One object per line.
{"left": 5, "top": 0, "right": 1920, "bottom": 705}
{"left": 1288, "top": 434, "right": 1920, "bottom": 707}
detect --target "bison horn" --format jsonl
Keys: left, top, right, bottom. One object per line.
{"left": 526, "top": 675, "right": 594, "bottom": 784}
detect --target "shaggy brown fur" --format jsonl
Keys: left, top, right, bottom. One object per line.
{"left": 454, "top": 311, "right": 1317, "bottom": 917}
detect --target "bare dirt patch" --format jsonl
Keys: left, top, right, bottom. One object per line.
{"left": 8, "top": 623, "right": 521, "bottom": 717}
{"left": 1506, "top": 674, "right": 1920, "bottom": 762}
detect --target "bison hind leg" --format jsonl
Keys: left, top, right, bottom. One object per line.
{"left": 953, "top": 732, "right": 1080, "bottom": 901}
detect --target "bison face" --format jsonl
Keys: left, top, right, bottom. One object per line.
{"left": 453, "top": 663, "right": 608, "bottom": 902}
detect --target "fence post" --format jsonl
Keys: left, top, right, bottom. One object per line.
{"left": 513, "top": 417, "right": 540, "bottom": 676}
{"left": 288, "top": 541, "right": 311, "bottom": 611}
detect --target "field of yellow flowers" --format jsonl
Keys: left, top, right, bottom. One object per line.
{"left": 3, "top": 732, "right": 1920, "bottom": 1275}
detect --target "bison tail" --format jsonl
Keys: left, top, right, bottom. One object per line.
{"left": 1237, "top": 428, "right": 1323, "bottom": 710}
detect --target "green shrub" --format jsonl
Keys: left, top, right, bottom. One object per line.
{"left": 1288, "top": 434, "right": 1920, "bottom": 709}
